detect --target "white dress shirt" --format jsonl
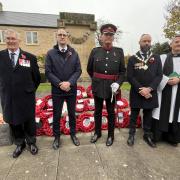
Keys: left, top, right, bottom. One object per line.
{"left": 58, "top": 45, "right": 68, "bottom": 52}
{"left": 8, "top": 48, "right": 20, "bottom": 66}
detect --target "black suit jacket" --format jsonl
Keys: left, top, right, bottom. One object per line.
{"left": 0, "top": 49, "right": 41, "bottom": 125}
{"left": 127, "top": 52, "right": 163, "bottom": 109}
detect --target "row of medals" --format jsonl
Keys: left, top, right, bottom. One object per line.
{"left": 134, "top": 52, "right": 152, "bottom": 70}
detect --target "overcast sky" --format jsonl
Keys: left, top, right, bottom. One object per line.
{"left": 0, "top": 0, "right": 171, "bottom": 55}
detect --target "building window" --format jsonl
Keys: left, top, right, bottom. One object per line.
{"left": 0, "top": 30, "right": 5, "bottom": 44}
{"left": 26, "top": 31, "right": 38, "bottom": 45}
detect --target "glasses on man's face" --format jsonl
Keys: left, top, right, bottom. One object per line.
{"left": 57, "top": 33, "right": 68, "bottom": 37}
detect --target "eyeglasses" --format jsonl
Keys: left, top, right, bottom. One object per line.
{"left": 103, "top": 33, "right": 114, "bottom": 36}
{"left": 57, "top": 33, "right": 68, "bottom": 37}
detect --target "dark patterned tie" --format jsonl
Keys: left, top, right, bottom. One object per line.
{"left": 10, "top": 53, "right": 16, "bottom": 68}
{"left": 61, "top": 48, "right": 65, "bottom": 53}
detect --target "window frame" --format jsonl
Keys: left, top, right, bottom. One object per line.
{"left": 25, "top": 31, "right": 39, "bottom": 45}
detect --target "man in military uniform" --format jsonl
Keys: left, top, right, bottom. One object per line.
{"left": 87, "top": 24, "right": 126, "bottom": 146}
{"left": 127, "top": 34, "right": 163, "bottom": 148}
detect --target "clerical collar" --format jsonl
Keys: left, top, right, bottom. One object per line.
{"left": 172, "top": 53, "right": 180, "bottom": 57}
{"left": 58, "top": 45, "right": 68, "bottom": 52}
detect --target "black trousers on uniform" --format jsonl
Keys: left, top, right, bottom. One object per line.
{"left": 94, "top": 96, "right": 115, "bottom": 138}
{"left": 10, "top": 119, "right": 36, "bottom": 146}
{"left": 52, "top": 95, "right": 76, "bottom": 137}
{"left": 129, "top": 108, "right": 153, "bottom": 137}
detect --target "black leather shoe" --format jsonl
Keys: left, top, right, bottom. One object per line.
{"left": 71, "top": 135, "right": 80, "bottom": 146}
{"left": 127, "top": 135, "right": 135, "bottom": 146}
{"left": 29, "top": 144, "right": 38, "bottom": 155}
{"left": 106, "top": 137, "right": 114, "bottom": 146}
{"left": 143, "top": 136, "right": 156, "bottom": 148}
{"left": 90, "top": 134, "right": 101, "bottom": 143}
{"left": 13, "top": 143, "right": 26, "bottom": 158}
{"left": 52, "top": 137, "right": 60, "bottom": 150}
{"left": 167, "top": 140, "right": 178, "bottom": 147}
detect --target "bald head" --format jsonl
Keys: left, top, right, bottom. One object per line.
{"left": 139, "top": 34, "right": 152, "bottom": 53}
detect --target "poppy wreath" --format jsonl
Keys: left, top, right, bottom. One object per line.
{"left": 116, "top": 98, "right": 129, "bottom": 109}
{"left": 35, "top": 98, "right": 46, "bottom": 114}
{"left": 40, "top": 110, "right": 53, "bottom": 136}
{"left": 103, "top": 100, "right": 106, "bottom": 109}
{"left": 44, "top": 95, "right": 53, "bottom": 109}
{"left": 76, "top": 99, "right": 86, "bottom": 112}
{"left": 86, "top": 85, "right": 93, "bottom": 98}
{"left": 0, "top": 113, "right": 5, "bottom": 125}
{"left": 101, "top": 111, "right": 108, "bottom": 130}
{"left": 115, "top": 110, "right": 130, "bottom": 128}
{"left": 84, "top": 98, "right": 95, "bottom": 111}
{"left": 136, "top": 114, "right": 142, "bottom": 128}
{"left": 35, "top": 115, "right": 44, "bottom": 136}
{"left": 61, "top": 115, "right": 80, "bottom": 135}
{"left": 62, "top": 101, "right": 68, "bottom": 117}
{"left": 125, "top": 110, "right": 141, "bottom": 128}
{"left": 78, "top": 112, "right": 95, "bottom": 132}
{"left": 76, "top": 85, "right": 87, "bottom": 99}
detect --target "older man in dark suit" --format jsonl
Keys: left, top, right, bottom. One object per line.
{"left": 45, "top": 28, "right": 82, "bottom": 149}
{"left": 0, "top": 29, "right": 41, "bottom": 158}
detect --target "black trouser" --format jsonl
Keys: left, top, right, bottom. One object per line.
{"left": 10, "top": 119, "right": 36, "bottom": 146}
{"left": 94, "top": 96, "right": 115, "bottom": 138}
{"left": 129, "top": 108, "right": 153, "bottom": 137}
{"left": 52, "top": 95, "right": 76, "bottom": 137}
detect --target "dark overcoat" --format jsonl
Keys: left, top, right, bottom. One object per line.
{"left": 0, "top": 49, "right": 41, "bottom": 125}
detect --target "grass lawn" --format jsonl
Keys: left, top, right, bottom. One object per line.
{"left": 37, "top": 83, "right": 51, "bottom": 92}
{"left": 121, "top": 82, "right": 131, "bottom": 91}
{"left": 37, "top": 82, "right": 131, "bottom": 93}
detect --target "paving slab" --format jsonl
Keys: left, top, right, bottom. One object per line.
{"left": 0, "top": 129, "right": 180, "bottom": 180}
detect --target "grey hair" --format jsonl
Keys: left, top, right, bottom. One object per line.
{"left": 4, "top": 29, "right": 20, "bottom": 39}
{"left": 171, "top": 34, "right": 180, "bottom": 43}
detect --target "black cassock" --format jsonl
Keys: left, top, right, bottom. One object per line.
{"left": 152, "top": 53, "right": 180, "bottom": 143}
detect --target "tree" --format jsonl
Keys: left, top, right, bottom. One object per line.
{"left": 151, "top": 42, "right": 171, "bottom": 55}
{"left": 95, "top": 19, "right": 122, "bottom": 46}
{"left": 163, "top": 0, "right": 180, "bottom": 39}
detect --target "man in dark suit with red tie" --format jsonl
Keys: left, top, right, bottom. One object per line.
{"left": 0, "top": 29, "right": 41, "bottom": 158}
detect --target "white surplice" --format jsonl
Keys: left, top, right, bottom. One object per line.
{"left": 152, "top": 54, "right": 180, "bottom": 123}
